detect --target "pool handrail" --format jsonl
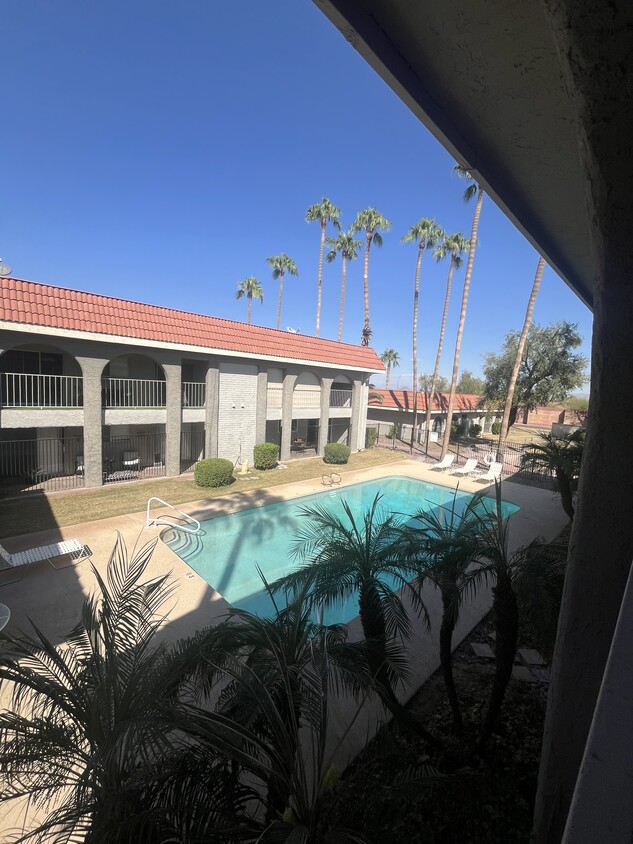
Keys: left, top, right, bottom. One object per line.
{"left": 146, "top": 497, "right": 201, "bottom": 535}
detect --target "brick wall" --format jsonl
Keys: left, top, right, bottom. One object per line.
{"left": 217, "top": 362, "right": 258, "bottom": 465}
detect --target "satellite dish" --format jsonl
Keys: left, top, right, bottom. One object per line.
{"left": 0, "top": 259, "right": 12, "bottom": 277}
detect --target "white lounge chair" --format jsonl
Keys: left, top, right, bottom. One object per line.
{"left": 0, "top": 539, "right": 91, "bottom": 571}
{"left": 474, "top": 461, "right": 503, "bottom": 482}
{"left": 430, "top": 453, "right": 455, "bottom": 471}
{"left": 452, "top": 458, "right": 479, "bottom": 476}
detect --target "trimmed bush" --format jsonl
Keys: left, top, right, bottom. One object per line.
{"left": 194, "top": 458, "right": 234, "bottom": 488}
{"left": 469, "top": 423, "right": 482, "bottom": 438}
{"left": 324, "top": 443, "right": 351, "bottom": 464}
{"left": 253, "top": 442, "right": 279, "bottom": 470}
{"left": 365, "top": 427, "right": 378, "bottom": 449}
{"left": 491, "top": 421, "right": 502, "bottom": 435}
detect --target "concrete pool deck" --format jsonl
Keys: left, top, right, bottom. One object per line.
{"left": 0, "top": 459, "right": 569, "bottom": 833}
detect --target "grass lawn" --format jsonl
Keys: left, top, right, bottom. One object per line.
{"left": 0, "top": 448, "right": 408, "bottom": 540}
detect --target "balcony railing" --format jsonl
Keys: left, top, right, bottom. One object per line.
{"left": 0, "top": 372, "right": 83, "bottom": 407}
{"left": 102, "top": 378, "right": 166, "bottom": 408}
{"left": 266, "top": 386, "right": 354, "bottom": 410}
{"left": 182, "top": 381, "right": 205, "bottom": 407}
{"left": 330, "top": 389, "right": 353, "bottom": 408}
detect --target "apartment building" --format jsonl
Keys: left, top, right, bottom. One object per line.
{"left": 0, "top": 277, "right": 383, "bottom": 497}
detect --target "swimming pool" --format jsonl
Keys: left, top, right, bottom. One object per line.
{"left": 164, "top": 476, "right": 519, "bottom": 623}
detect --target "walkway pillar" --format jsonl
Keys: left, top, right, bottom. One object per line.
{"left": 163, "top": 362, "right": 182, "bottom": 477}
{"left": 256, "top": 368, "right": 268, "bottom": 444}
{"left": 205, "top": 361, "right": 219, "bottom": 458}
{"left": 280, "top": 371, "right": 297, "bottom": 461}
{"left": 77, "top": 356, "right": 108, "bottom": 488}
{"left": 317, "top": 376, "right": 333, "bottom": 456}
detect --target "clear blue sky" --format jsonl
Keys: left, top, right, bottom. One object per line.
{"left": 2, "top": 0, "right": 592, "bottom": 389}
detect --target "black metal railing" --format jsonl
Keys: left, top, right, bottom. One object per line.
{"left": 0, "top": 436, "right": 85, "bottom": 497}
{"left": 102, "top": 433, "right": 167, "bottom": 484}
{"left": 180, "top": 428, "right": 205, "bottom": 473}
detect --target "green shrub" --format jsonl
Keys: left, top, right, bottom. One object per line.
{"left": 194, "top": 458, "right": 234, "bottom": 488}
{"left": 491, "top": 421, "right": 502, "bottom": 435}
{"left": 253, "top": 442, "right": 279, "bottom": 470}
{"left": 365, "top": 427, "right": 378, "bottom": 449}
{"left": 324, "top": 443, "right": 351, "bottom": 464}
{"left": 469, "top": 423, "right": 482, "bottom": 438}
{"left": 387, "top": 424, "right": 397, "bottom": 440}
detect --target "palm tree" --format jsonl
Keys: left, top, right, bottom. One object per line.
{"left": 350, "top": 208, "right": 391, "bottom": 339}
{"left": 440, "top": 166, "right": 486, "bottom": 458}
{"left": 267, "top": 253, "right": 299, "bottom": 330}
{"left": 306, "top": 197, "right": 341, "bottom": 337}
{"left": 465, "top": 483, "right": 566, "bottom": 750}
{"left": 273, "top": 495, "right": 439, "bottom": 746}
{"left": 326, "top": 231, "right": 361, "bottom": 341}
{"left": 235, "top": 275, "right": 264, "bottom": 324}
{"left": 496, "top": 256, "right": 546, "bottom": 458}
{"left": 380, "top": 348, "right": 400, "bottom": 389}
{"left": 402, "top": 219, "right": 445, "bottom": 452}
{"left": 521, "top": 431, "right": 584, "bottom": 520}
{"left": 405, "top": 489, "right": 490, "bottom": 736}
{"left": 0, "top": 535, "right": 252, "bottom": 842}
{"left": 424, "top": 232, "right": 469, "bottom": 453}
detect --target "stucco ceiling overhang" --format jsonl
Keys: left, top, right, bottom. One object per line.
{"left": 313, "top": 0, "right": 593, "bottom": 308}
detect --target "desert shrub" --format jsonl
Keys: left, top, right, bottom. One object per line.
{"left": 194, "top": 458, "right": 234, "bottom": 488}
{"left": 387, "top": 424, "right": 397, "bottom": 440}
{"left": 324, "top": 443, "right": 351, "bottom": 464}
{"left": 253, "top": 442, "right": 279, "bottom": 470}
{"left": 491, "top": 421, "right": 502, "bottom": 435}
{"left": 469, "top": 423, "right": 482, "bottom": 438}
{"left": 365, "top": 427, "right": 378, "bottom": 449}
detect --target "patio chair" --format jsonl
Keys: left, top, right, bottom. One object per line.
{"left": 474, "top": 461, "right": 503, "bottom": 483}
{"left": 430, "top": 453, "right": 455, "bottom": 471}
{"left": 452, "top": 458, "right": 479, "bottom": 476}
{"left": 122, "top": 451, "right": 141, "bottom": 472}
{"left": 0, "top": 539, "right": 92, "bottom": 572}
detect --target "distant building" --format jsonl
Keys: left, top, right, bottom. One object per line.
{"left": 366, "top": 389, "right": 501, "bottom": 441}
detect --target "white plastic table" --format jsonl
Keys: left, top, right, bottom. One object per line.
{"left": 0, "top": 602, "right": 10, "bottom": 632}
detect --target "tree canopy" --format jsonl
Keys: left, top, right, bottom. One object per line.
{"left": 456, "top": 370, "right": 484, "bottom": 394}
{"left": 420, "top": 372, "right": 449, "bottom": 393}
{"left": 482, "top": 321, "right": 587, "bottom": 412}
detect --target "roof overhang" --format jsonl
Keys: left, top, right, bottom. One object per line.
{"left": 313, "top": 0, "right": 593, "bottom": 308}
{"left": 0, "top": 321, "right": 384, "bottom": 375}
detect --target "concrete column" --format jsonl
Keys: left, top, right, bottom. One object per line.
{"left": 256, "top": 368, "right": 268, "bottom": 443}
{"left": 163, "top": 362, "right": 182, "bottom": 477}
{"left": 280, "top": 371, "right": 297, "bottom": 461}
{"left": 205, "top": 362, "right": 219, "bottom": 458}
{"left": 77, "top": 356, "right": 108, "bottom": 488}
{"left": 348, "top": 378, "right": 363, "bottom": 452}
{"left": 318, "top": 376, "right": 333, "bottom": 456}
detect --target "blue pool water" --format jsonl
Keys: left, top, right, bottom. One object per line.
{"left": 164, "top": 476, "right": 519, "bottom": 623}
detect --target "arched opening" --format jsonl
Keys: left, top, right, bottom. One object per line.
{"left": 330, "top": 373, "right": 353, "bottom": 408}
{"left": 102, "top": 353, "right": 166, "bottom": 408}
{"left": 0, "top": 344, "right": 84, "bottom": 495}
{"left": 290, "top": 372, "right": 321, "bottom": 456}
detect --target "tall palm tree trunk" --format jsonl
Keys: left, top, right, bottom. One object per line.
{"left": 410, "top": 242, "right": 424, "bottom": 453}
{"left": 276, "top": 270, "right": 285, "bottom": 330}
{"left": 497, "top": 256, "right": 546, "bottom": 460}
{"left": 385, "top": 362, "right": 391, "bottom": 390}
{"left": 247, "top": 294, "right": 252, "bottom": 324}
{"left": 478, "top": 576, "right": 518, "bottom": 750}
{"left": 425, "top": 254, "right": 456, "bottom": 454}
{"left": 363, "top": 233, "right": 371, "bottom": 332}
{"left": 337, "top": 253, "right": 347, "bottom": 342}
{"left": 358, "top": 582, "right": 440, "bottom": 747}
{"left": 315, "top": 219, "right": 326, "bottom": 337}
{"left": 440, "top": 586, "right": 463, "bottom": 736}
{"left": 441, "top": 189, "right": 485, "bottom": 458}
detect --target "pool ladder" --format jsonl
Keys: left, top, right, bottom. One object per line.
{"left": 146, "top": 497, "right": 201, "bottom": 535}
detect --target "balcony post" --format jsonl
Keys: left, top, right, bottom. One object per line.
{"left": 205, "top": 361, "right": 219, "bottom": 458}
{"left": 256, "top": 368, "right": 268, "bottom": 444}
{"left": 318, "top": 376, "right": 333, "bottom": 456}
{"left": 163, "top": 362, "right": 182, "bottom": 477}
{"left": 77, "top": 356, "right": 108, "bottom": 488}
{"left": 348, "top": 378, "right": 363, "bottom": 452}
{"left": 280, "top": 371, "right": 297, "bottom": 461}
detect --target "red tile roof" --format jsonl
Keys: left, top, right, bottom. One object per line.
{"left": 369, "top": 389, "right": 483, "bottom": 411}
{"left": 0, "top": 277, "right": 384, "bottom": 371}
